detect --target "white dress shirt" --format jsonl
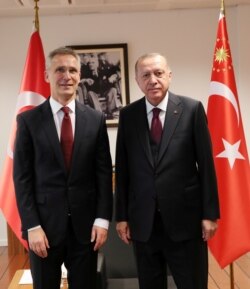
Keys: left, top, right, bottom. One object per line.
{"left": 145, "top": 91, "right": 169, "bottom": 128}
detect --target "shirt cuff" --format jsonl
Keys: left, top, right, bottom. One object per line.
{"left": 27, "top": 225, "right": 41, "bottom": 232}
{"left": 93, "top": 218, "right": 109, "bottom": 230}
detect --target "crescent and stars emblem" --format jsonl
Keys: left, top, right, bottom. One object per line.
{"left": 215, "top": 45, "right": 230, "bottom": 64}
{"left": 209, "top": 44, "right": 245, "bottom": 169}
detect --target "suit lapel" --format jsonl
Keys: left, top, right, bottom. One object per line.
{"left": 135, "top": 98, "right": 154, "bottom": 168}
{"left": 70, "top": 101, "right": 87, "bottom": 170}
{"left": 40, "top": 100, "right": 88, "bottom": 176}
{"left": 40, "top": 100, "right": 65, "bottom": 170}
{"left": 158, "top": 93, "right": 183, "bottom": 164}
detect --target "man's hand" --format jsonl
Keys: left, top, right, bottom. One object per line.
{"left": 202, "top": 219, "right": 218, "bottom": 241}
{"left": 116, "top": 221, "right": 131, "bottom": 245}
{"left": 108, "top": 74, "right": 118, "bottom": 83}
{"left": 83, "top": 78, "right": 94, "bottom": 86}
{"left": 28, "top": 227, "right": 50, "bottom": 258}
{"left": 91, "top": 226, "right": 108, "bottom": 251}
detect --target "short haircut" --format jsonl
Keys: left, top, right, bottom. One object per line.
{"left": 46, "top": 47, "right": 81, "bottom": 69}
{"left": 135, "top": 53, "right": 170, "bottom": 75}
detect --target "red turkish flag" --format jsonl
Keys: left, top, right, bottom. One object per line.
{"left": 0, "top": 31, "right": 50, "bottom": 249}
{"left": 207, "top": 8, "right": 250, "bottom": 268}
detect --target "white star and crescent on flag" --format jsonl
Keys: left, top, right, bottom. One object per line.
{"left": 216, "top": 138, "right": 245, "bottom": 169}
{"left": 207, "top": 5, "right": 250, "bottom": 269}
{"left": 210, "top": 42, "right": 245, "bottom": 170}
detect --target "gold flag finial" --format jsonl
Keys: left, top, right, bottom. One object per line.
{"left": 34, "top": 0, "right": 40, "bottom": 32}
{"left": 221, "top": 0, "right": 225, "bottom": 15}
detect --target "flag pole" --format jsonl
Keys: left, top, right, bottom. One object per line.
{"left": 220, "top": 0, "right": 235, "bottom": 286}
{"left": 220, "top": 0, "right": 225, "bottom": 15}
{"left": 34, "top": 0, "right": 40, "bottom": 32}
{"left": 230, "top": 263, "right": 235, "bottom": 289}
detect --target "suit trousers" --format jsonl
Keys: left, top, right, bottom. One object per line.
{"left": 29, "top": 217, "right": 97, "bottom": 289}
{"left": 133, "top": 211, "right": 208, "bottom": 289}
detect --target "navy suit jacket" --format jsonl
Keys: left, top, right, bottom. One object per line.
{"left": 115, "top": 92, "right": 220, "bottom": 242}
{"left": 13, "top": 99, "right": 113, "bottom": 246}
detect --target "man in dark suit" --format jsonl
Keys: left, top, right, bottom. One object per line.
{"left": 13, "top": 47, "right": 113, "bottom": 289}
{"left": 115, "top": 53, "right": 220, "bottom": 289}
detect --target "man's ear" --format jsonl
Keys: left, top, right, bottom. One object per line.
{"left": 135, "top": 76, "right": 139, "bottom": 86}
{"left": 44, "top": 70, "right": 49, "bottom": 83}
{"left": 168, "top": 71, "right": 173, "bottom": 82}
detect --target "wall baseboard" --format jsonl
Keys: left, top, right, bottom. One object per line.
{"left": 0, "top": 239, "right": 8, "bottom": 246}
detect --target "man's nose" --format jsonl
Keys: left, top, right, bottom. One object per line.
{"left": 148, "top": 74, "right": 158, "bottom": 84}
{"left": 63, "top": 70, "right": 71, "bottom": 79}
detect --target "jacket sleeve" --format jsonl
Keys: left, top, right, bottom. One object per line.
{"left": 13, "top": 114, "right": 41, "bottom": 231}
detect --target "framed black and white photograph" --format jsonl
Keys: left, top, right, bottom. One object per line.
{"left": 69, "top": 43, "right": 130, "bottom": 127}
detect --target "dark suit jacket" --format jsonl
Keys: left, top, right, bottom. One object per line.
{"left": 115, "top": 92, "right": 220, "bottom": 242}
{"left": 13, "top": 99, "right": 113, "bottom": 246}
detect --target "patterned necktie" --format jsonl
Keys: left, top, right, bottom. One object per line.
{"left": 60, "top": 107, "right": 73, "bottom": 172}
{"left": 150, "top": 107, "right": 162, "bottom": 144}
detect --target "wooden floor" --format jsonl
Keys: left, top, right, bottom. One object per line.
{"left": 0, "top": 246, "right": 249, "bottom": 289}
{"left": 0, "top": 246, "right": 30, "bottom": 289}
{"left": 208, "top": 252, "right": 249, "bottom": 289}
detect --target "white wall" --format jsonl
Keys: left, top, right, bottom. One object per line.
{"left": 1, "top": 6, "right": 250, "bottom": 245}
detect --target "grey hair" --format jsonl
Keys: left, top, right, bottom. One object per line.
{"left": 135, "top": 53, "right": 171, "bottom": 75}
{"left": 46, "top": 47, "right": 81, "bottom": 70}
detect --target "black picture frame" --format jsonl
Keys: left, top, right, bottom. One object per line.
{"left": 69, "top": 43, "right": 130, "bottom": 127}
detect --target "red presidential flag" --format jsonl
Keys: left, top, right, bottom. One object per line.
{"left": 0, "top": 30, "right": 50, "bottom": 249}
{"left": 207, "top": 5, "right": 250, "bottom": 268}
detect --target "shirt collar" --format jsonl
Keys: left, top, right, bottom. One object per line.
{"left": 49, "top": 97, "right": 76, "bottom": 114}
{"left": 145, "top": 91, "right": 169, "bottom": 115}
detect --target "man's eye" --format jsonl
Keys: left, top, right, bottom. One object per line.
{"left": 56, "top": 67, "right": 65, "bottom": 73}
{"left": 142, "top": 73, "right": 150, "bottom": 79}
{"left": 155, "top": 71, "right": 164, "bottom": 77}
